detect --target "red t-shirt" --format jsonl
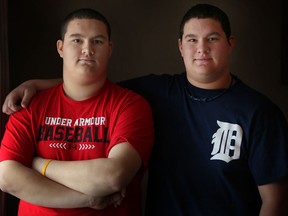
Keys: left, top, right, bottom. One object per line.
{"left": 0, "top": 80, "right": 154, "bottom": 216}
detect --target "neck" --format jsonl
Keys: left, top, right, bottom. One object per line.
{"left": 63, "top": 78, "right": 107, "bottom": 101}
{"left": 185, "top": 74, "right": 234, "bottom": 102}
{"left": 187, "top": 73, "right": 232, "bottom": 89}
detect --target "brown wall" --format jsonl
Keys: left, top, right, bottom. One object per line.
{"left": 7, "top": 0, "right": 288, "bottom": 119}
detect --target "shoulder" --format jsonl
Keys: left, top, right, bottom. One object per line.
{"left": 232, "top": 77, "right": 287, "bottom": 122}
{"left": 105, "top": 80, "right": 151, "bottom": 108}
{"left": 32, "top": 83, "right": 61, "bottom": 98}
{"left": 118, "top": 73, "right": 182, "bottom": 88}
{"left": 117, "top": 73, "right": 184, "bottom": 98}
{"left": 28, "top": 84, "right": 62, "bottom": 107}
{"left": 233, "top": 77, "right": 278, "bottom": 107}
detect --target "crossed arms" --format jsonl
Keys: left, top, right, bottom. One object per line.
{"left": 0, "top": 141, "right": 141, "bottom": 209}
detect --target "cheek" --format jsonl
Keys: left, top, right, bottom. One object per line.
{"left": 215, "top": 48, "right": 230, "bottom": 61}
{"left": 182, "top": 44, "right": 196, "bottom": 53}
{"left": 98, "top": 49, "right": 111, "bottom": 60}
{"left": 62, "top": 47, "right": 73, "bottom": 56}
{"left": 182, "top": 48, "right": 195, "bottom": 60}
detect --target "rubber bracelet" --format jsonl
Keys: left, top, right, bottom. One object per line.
{"left": 41, "top": 159, "right": 53, "bottom": 176}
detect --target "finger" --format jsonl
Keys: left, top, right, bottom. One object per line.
{"left": 2, "top": 105, "right": 11, "bottom": 115}
{"left": 109, "top": 193, "right": 123, "bottom": 207}
{"left": 2, "top": 91, "right": 22, "bottom": 114}
{"left": 2, "top": 108, "right": 12, "bottom": 115}
{"left": 114, "top": 198, "right": 123, "bottom": 208}
{"left": 121, "top": 188, "right": 126, "bottom": 198}
{"left": 21, "top": 89, "right": 35, "bottom": 108}
{"left": 11, "top": 104, "right": 23, "bottom": 112}
{"left": 2, "top": 103, "right": 22, "bottom": 115}
{"left": 113, "top": 196, "right": 122, "bottom": 208}
{"left": 8, "top": 102, "right": 23, "bottom": 114}
{"left": 2, "top": 97, "right": 13, "bottom": 115}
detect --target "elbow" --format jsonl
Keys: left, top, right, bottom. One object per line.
{"left": 105, "top": 159, "right": 142, "bottom": 192}
{"left": 0, "top": 162, "right": 13, "bottom": 193}
{"left": 87, "top": 157, "right": 141, "bottom": 196}
{"left": 95, "top": 167, "right": 134, "bottom": 195}
{"left": 84, "top": 172, "right": 125, "bottom": 196}
{"left": 105, "top": 164, "right": 139, "bottom": 192}
{"left": 106, "top": 171, "right": 128, "bottom": 192}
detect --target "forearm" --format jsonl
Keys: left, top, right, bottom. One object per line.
{"left": 0, "top": 160, "right": 93, "bottom": 208}
{"left": 33, "top": 142, "right": 141, "bottom": 197}
{"left": 258, "top": 178, "right": 288, "bottom": 216}
{"left": 36, "top": 158, "right": 123, "bottom": 196}
{"left": 259, "top": 203, "right": 288, "bottom": 216}
{"left": 23, "top": 78, "right": 62, "bottom": 91}
{"left": 2, "top": 78, "right": 63, "bottom": 115}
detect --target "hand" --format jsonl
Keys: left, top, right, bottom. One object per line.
{"left": 2, "top": 81, "right": 36, "bottom": 115}
{"left": 90, "top": 190, "right": 126, "bottom": 210}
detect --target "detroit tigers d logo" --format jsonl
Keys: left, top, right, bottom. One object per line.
{"left": 210, "top": 120, "right": 243, "bottom": 163}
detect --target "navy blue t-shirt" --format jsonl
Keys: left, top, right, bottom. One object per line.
{"left": 119, "top": 73, "right": 288, "bottom": 216}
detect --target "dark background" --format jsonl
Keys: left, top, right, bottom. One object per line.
{"left": 7, "top": 1, "right": 288, "bottom": 117}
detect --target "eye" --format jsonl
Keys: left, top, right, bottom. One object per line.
{"left": 93, "top": 39, "right": 104, "bottom": 44}
{"left": 207, "top": 37, "right": 219, "bottom": 42}
{"left": 72, "top": 39, "right": 81, "bottom": 43}
{"left": 187, "top": 38, "right": 197, "bottom": 43}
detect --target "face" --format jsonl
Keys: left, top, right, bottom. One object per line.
{"left": 178, "top": 18, "right": 234, "bottom": 87}
{"left": 57, "top": 18, "right": 112, "bottom": 85}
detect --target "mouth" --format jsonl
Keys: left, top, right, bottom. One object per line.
{"left": 78, "top": 58, "right": 96, "bottom": 64}
{"left": 194, "top": 58, "right": 212, "bottom": 66}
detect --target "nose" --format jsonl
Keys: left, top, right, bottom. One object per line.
{"left": 197, "top": 40, "right": 210, "bottom": 55}
{"left": 82, "top": 43, "right": 94, "bottom": 56}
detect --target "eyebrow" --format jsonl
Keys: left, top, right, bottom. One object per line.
{"left": 68, "top": 33, "right": 106, "bottom": 39}
{"left": 184, "top": 32, "right": 221, "bottom": 39}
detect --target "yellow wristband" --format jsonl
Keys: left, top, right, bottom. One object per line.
{"left": 41, "top": 159, "right": 53, "bottom": 176}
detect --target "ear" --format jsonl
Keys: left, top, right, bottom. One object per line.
{"left": 56, "top": 40, "right": 64, "bottom": 58}
{"left": 228, "top": 36, "right": 235, "bottom": 48}
{"left": 178, "top": 38, "right": 184, "bottom": 57}
{"left": 108, "top": 41, "right": 113, "bottom": 57}
{"left": 227, "top": 36, "right": 235, "bottom": 54}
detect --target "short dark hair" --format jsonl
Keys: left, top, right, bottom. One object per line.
{"left": 60, "top": 8, "right": 111, "bottom": 40}
{"left": 179, "top": 4, "right": 231, "bottom": 40}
